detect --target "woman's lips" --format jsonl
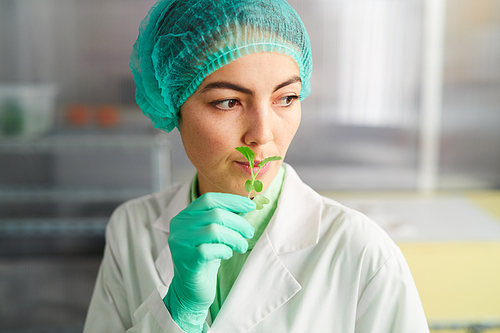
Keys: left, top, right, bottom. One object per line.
{"left": 235, "top": 160, "right": 272, "bottom": 176}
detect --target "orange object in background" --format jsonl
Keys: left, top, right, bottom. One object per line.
{"left": 66, "top": 105, "right": 92, "bottom": 126}
{"left": 96, "top": 105, "right": 120, "bottom": 127}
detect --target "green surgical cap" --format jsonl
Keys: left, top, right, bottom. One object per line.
{"left": 130, "top": 0, "right": 313, "bottom": 132}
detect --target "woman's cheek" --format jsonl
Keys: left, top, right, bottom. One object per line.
{"left": 205, "top": 120, "right": 236, "bottom": 147}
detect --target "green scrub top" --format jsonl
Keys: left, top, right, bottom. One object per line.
{"left": 189, "top": 166, "right": 286, "bottom": 321}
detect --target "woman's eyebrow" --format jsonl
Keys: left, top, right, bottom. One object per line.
{"left": 273, "top": 75, "right": 301, "bottom": 93}
{"left": 200, "top": 82, "right": 254, "bottom": 96}
{"left": 199, "top": 75, "right": 301, "bottom": 95}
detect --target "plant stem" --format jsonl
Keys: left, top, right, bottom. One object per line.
{"left": 246, "top": 161, "right": 265, "bottom": 199}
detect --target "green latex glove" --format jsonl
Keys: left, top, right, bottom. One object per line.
{"left": 164, "top": 193, "right": 255, "bottom": 332}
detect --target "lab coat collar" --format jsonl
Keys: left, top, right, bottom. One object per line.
{"left": 210, "top": 231, "right": 302, "bottom": 332}
{"left": 152, "top": 182, "right": 190, "bottom": 233}
{"left": 266, "top": 163, "right": 322, "bottom": 254}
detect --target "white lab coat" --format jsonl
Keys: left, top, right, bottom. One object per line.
{"left": 84, "top": 164, "right": 429, "bottom": 332}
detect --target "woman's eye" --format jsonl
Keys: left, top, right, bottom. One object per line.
{"left": 276, "top": 95, "right": 299, "bottom": 107}
{"left": 213, "top": 99, "right": 239, "bottom": 110}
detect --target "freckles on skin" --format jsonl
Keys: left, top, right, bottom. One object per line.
{"left": 184, "top": 107, "right": 232, "bottom": 151}
{"left": 179, "top": 106, "right": 240, "bottom": 194}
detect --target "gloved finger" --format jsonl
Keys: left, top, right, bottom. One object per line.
{"left": 172, "top": 208, "right": 254, "bottom": 239}
{"left": 188, "top": 192, "right": 256, "bottom": 214}
{"left": 197, "top": 243, "right": 234, "bottom": 262}
{"left": 205, "top": 208, "right": 255, "bottom": 239}
{"left": 194, "top": 223, "right": 249, "bottom": 254}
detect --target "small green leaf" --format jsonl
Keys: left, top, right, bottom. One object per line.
{"left": 254, "top": 180, "right": 263, "bottom": 193}
{"left": 253, "top": 194, "right": 270, "bottom": 210}
{"left": 245, "top": 180, "right": 253, "bottom": 192}
{"left": 235, "top": 146, "right": 255, "bottom": 168}
{"left": 258, "top": 156, "right": 282, "bottom": 168}
{"left": 254, "top": 200, "right": 264, "bottom": 210}
{"left": 254, "top": 196, "right": 264, "bottom": 210}
{"left": 258, "top": 195, "right": 270, "bottom": 205}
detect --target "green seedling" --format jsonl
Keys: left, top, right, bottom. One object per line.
{"left": 235, "top": 146, "right": 282, "bottom": 210}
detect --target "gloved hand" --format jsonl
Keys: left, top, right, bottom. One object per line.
{"left": 164, "top": 192, "right": 255, "bottom": 332}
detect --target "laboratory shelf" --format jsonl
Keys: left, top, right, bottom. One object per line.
{"left": 0, "top": 132, "right": 170, "bottom": 153}
{"left": 0, "top": 218, "right": 108, "bottom": 237}
{"left": 0, "top": 131, "right": 171, "bottom": 239}
{"left": 1, "top": 326, "right": 83, "bottom": 333}
{"left": 0, "top": 188, "right": 152, "bottom": 203}
{"left": 0, "top": 131, "right": 171, "bottom": 191}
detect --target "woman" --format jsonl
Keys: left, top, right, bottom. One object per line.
{"left": 84, "top": 0, "right": 429, "bottom": 332}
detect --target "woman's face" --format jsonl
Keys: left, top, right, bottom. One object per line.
{"left": 178, "top": 52, "right": 302, "bottom": 197}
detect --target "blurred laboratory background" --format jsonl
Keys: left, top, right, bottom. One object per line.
{"left": 0, "top": 0, "right": 499, "bottom": 332}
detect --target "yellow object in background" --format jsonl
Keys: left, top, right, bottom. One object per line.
{"left": 407, "top": 192, "right": 500, "bottom": 332}
{"left": 324, "top": 191, "right": 500, "bottom": 332}
{"left": 399, "top": 242, "right": 500, "bottom": 332}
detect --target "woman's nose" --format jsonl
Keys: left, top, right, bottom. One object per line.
{"left": 243, "top": 104, "right": 274, "bottom": 146}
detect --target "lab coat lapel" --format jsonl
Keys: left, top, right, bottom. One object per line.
{"left": 267, "top": 164, "right": 322, "bottom": 255}
{"left": 210, "top": 232, "right": 301, "bottom": 332}
{"left": 211, "top": 164, "right": 322, "bottom": 332}
{"left": 152, "top": 183, "right": 190, "bottom": 286}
